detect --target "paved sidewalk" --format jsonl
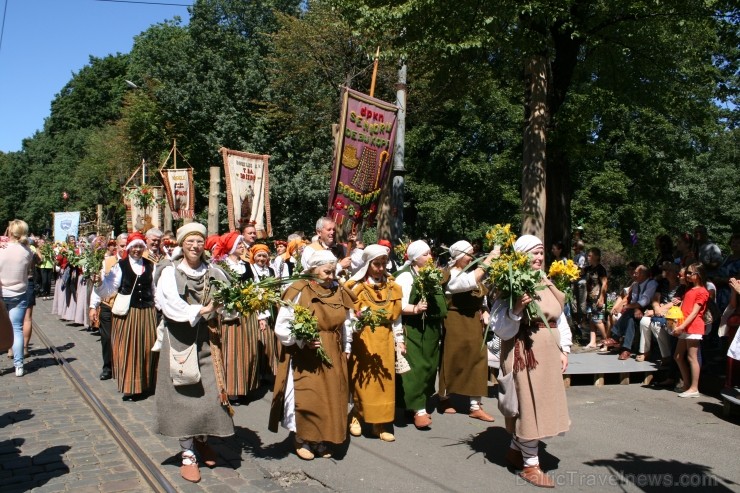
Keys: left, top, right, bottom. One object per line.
{"left": 0, "top": 307, "right": 148, "bottom": 492}
{"left": 3, "top": 298, "right": 739, "bottom": 492}
{"left": 2, "top": 299, "right": 321, "bottom": 493}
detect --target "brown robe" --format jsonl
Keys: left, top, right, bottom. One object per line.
{"left": 268, "top": 280, "right": 354, "bottom": 444}
{"left": 345, "top": 277, "right": 403, "bottom": 423}
{"left": 439, "top": 283, "right": 489, "bottom": 398}
{"left": 500, "top": 283, "right": 571, "bottom": 440}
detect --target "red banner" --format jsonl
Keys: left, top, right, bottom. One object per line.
{"left": 328, "top": 87, "right": 398, "bottom": 228}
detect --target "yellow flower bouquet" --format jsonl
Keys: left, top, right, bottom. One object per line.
{"left": 547, "top": 259, "right": 580, "bottom": 302}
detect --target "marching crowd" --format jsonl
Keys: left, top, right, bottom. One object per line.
{"left": 1, "top": 217, "right": 739, "bottom": 489}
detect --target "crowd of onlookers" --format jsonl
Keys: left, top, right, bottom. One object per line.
{"left": 561, "top": 226, "right": 740, "bottom": 394}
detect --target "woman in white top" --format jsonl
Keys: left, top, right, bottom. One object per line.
{"left": 438, "top": 241, "right": 497, "bottom": 421}
{"left": 94, "top": 232, "right": 158, "bottom": 400}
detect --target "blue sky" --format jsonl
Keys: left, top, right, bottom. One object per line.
{"left": 0, "top": 0, "right": 191, "bottom": 153}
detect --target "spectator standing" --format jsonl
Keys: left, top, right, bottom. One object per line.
{"left": 0, "top": 220, "right": 34, "bottom": 376}
{"left": 572, "top": 240, "right": 588, "bottom": 331}
{"left": 672, "top": 263, "right": 710, "bottom": 398}
{"left": 714, "top": 233, "right": 740, "bottom": 312}
{"left": 675, "top": 232, "right": 697, "bottom": 267}
{"left": 583, "top": 248, "right": 608, "bottom": 349}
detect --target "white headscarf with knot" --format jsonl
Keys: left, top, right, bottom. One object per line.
{"left": 406, "top": 240, "right": 430, "bottom": 265}
{"left": 514, "top": 234, "right": 543, "bottom": 253}
{"left": 448, "top": 240, "right": 473, "bottom": 268}
{"left": 351, "top": 244, "right": 390, "bottom": 281}
{"left": 305, "top": 249, "right": 337, "bottom": 271}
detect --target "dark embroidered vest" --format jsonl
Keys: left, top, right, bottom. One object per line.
{"left": 119, "top": 258, "right": 155, "bottom": 309}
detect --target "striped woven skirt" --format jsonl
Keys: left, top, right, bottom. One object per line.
{"left": 111, "top": 306, "right": 158, "bottom": 395}
{"left": 259, "top": 325, "right": 278, "bottom": 378}
{"left": 221, "top": 315, "right": 260, "bottom": 396}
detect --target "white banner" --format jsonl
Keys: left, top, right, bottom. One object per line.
{"left": 160, "top": 168, "right": 194, "bottom": 220}
{"left": 221, "top": 148, "right": 271, "bottom": 237}
{"left": 124, "top": 187, "right": 164, "bottom": 233}
{"left": 53, "top": 211, "right": 81, "bottom": 242}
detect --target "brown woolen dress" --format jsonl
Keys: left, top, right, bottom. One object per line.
{"left": 269, "top": 280, "right": 354, "bottom": 444}
{"left": 499, "top": 284, "right": 571, "bottom": 440}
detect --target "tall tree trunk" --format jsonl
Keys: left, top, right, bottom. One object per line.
{"left": 545, "top": 145, "right": 571, "bottom": 251}
{"left": 521, "top": 55, "right": 548, "bottom": 239}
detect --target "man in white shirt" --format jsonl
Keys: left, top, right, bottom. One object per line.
{"left": 608, "top": 265, "right": 658, "bottom": 360}
{"left": 89, "top": 233, "right": 127, "bottom": 380}
{"left": 300, "top": 217, "right": 351, "bottom": 274}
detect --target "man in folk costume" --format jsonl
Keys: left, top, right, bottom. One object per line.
{"left": 88, "top": 233, "right": 127, "bottom": 381}
{"left": 144, "top": 228, "right": 164, "bottom": 263}
{"left": 300, "top": 217, "right": 351, "bottom": 276}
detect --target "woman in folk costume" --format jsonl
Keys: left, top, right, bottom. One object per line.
{"left": 394, "top": 240, "right": 447, "bottom": 429}
{"left": 271, "top": 240, "right": 290, "bottom": 278}
{"left": 490, "top": 235, "right": 572, "bottom": 489}
{"left": 438, "top": 240, "right": 497, "bottom": 422}
{"left": 269, "top": 250, "right": 355, "bottom": 460}
{"left": 95, "top": 232, "right": 158, "bottom": 400}
{"left": 154, "top": 223, "right": 235, "bottom": 483}
{"left": 211, "top": 231, "right": 260, "bottom": 403}
{"left": 246, "top": 243, "right": 279, "bottom": 381}
{"left": 280, "top": 237, "right": 305, "bottom": 276}
{"left": 344, "top": 244, "right": 403, "bottom": 441}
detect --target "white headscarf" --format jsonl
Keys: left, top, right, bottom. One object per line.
{"left": 513, "top": 235, "right": 543, "bottom": 253}
{"left": 406, "top": 240, "right": 430, "bottom": 265}
{"left": 351, "top": 244, "right": 390, "bottom": 281}
{"left": 305, "top": 249, "right": 337, "bottom": 270}
{"left": 448, "top": 240, "right": 473, "bottom": 268}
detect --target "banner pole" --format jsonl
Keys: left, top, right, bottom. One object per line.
{"left": 369, "top": 46, "right": 380, "bottom": 97}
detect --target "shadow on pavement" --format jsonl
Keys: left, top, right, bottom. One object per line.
{"left": 233, "top": 425, "right": 291, "bottom": 461}
{"left": 1, "top": 439, "right": 71, "bottom": 492}
{"left": 463, "top": 426, "right": 560, "bottom": 471}
{"left": 0, "top": 409, "right": 34, "bottom": 429}
{"left": 584, "top": 452, "right": 737, "bottom": 492}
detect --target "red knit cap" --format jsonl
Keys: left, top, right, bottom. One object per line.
{"left": 205, "top": 235, "right": 220, "bottom": 253}
{"left": 126, "top": 232, "right": 146, "bottom": 250}
{"left": 213, "top": 231, "right": 242, "bottom": 258}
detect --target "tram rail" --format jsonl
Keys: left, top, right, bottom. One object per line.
{"left": 32, "top": 320, "right": 178, "bottom": 493}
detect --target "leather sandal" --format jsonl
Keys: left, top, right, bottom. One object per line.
{"left": 437, "top": 400, "right": 456, "bottom": 414}
{"left": 372, "top": 424, "right": 395, "bottom": 442}
{"left": 469, "top": 407, "right": 495, "bottom": 422}
{"left": 194, "top": 440, "right": 217, "bottom": 468}
{"left": 313, "top": 442, "right": 332, "bottom": 458}
{"left": 294, "top": 438, "right": 314, "bottom": 460}
{"left": 618, "top": 349, "right": 631, "bottom": 360}
{"left": 519, "top": 464, "right": 554, "bottom": 488}
{"left": 413, "top": 412, "right": 432, "bottom": 429}
{"left": 601, "top": 338, "right": 620, "bottom": 348}
{"left": 349, "top": 416, "right": 362, "bottom": 437}
{"left": 180, "top": 452, "right": 201, "bottom": 483}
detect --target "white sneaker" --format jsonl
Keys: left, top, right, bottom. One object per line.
{"left": 15, "top": 366, "right": 25, "bottom": 377}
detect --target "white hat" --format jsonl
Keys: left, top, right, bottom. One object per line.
{"left": 351, "top": 244, "right": 390, "bottom": 281}
{"left": 176, "top": 223, "right": 207, "bottom": 245}
{"left": 305, "top": 249, "right": 337, "bottom": 270}
{"left": 406, "top": 240, "right": 430, "bottom": 264}
{"left": 513, "top": 235, "right": 543, "bottom": 253}
{"left": 448, "top": 240, "right": 473, "bottom": 268}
